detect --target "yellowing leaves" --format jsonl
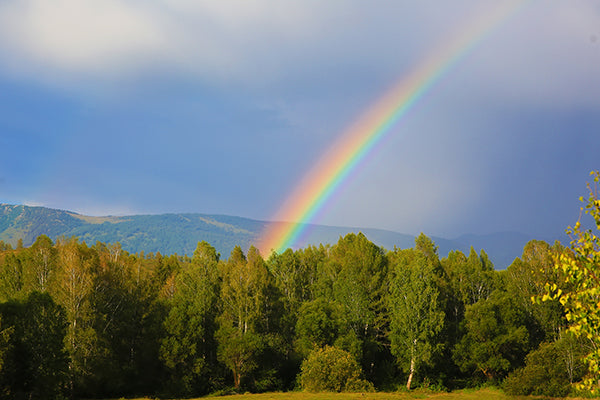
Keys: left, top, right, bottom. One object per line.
{"left": 541, "top": 294, "right": 551, "bottom": 302}
{"left": 544, "top": 171, "right": 600, "bottom": 394}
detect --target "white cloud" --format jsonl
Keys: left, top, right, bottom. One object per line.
{"left": 0, "top": 0, "right": 343, "bottom": 83}
{"left": 0, "top": 1, "right": 473, "bottom": 83}
{"left": 0, "top": 0, "right": 168, "bottom": 76}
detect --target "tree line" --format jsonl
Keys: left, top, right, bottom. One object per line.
{"left": 1, "top": 171, "right": 600, "bottom": 399}
{"left": 0, "top": 230, "right": 590, "bottom": 399}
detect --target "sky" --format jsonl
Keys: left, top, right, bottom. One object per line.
{"left": 0, "top": 0, "right": 599, "bottom": 242}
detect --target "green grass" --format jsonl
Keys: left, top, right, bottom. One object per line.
{"left": 111, "top": 387, "right": 593, "bottom": 400}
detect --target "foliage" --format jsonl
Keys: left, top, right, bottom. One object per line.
{"left": 387, "top": 236, "right": 445, "bottom": 390}
{"left": 0, "top": 212, "right": 593, "bottom": 398}
{"left": 328, "top": 233, "right": 388, "bottom": 336}
{"left": 444, "top": 247, "right": 496, "bottom": 308}
{"left": 217, "top": 326, "right": 265, "bottom": 391}
{"left": 0, "top": 316, "right": 12, "bottom": 375}
{"left": 267, "top": 248, "right": 318, "bottom": 344}
{"left": 27, "top": 234, "right": 58, "bottom": 293}
{"left": 53, "top": 236, "right": 97, "bottom": 395}
{"left": 325, "top": 233, "right": 390, "bottom": 385}
{"left": 299, "top": 346, "right": 373, "bottom": 392}
{"left": 502, "top": 333, "right": 587, "bottom": 397}
{"left": 294, "top": 298, "right": 346, "bottom": 357}
{"left": 0, "top": 253, "right": 24, "bottom": 301}
{"left": 542, "top": 171, "right": 600, "bottom": 393}
{"left": 437, "top": 248, "right": 497, "bottom": 388}
{"left": 453, "top": 290, "right": 533, "bottom": 382}
{"left": 0, "top": 292, "right": 69, "bottom": 399}
{"left": 505, "top": 240, "right": 567, "bottom": 343}
{"left": 217, "top": 246, "right": 284, "bottom": 391}
{"left": 160, "top": 241, "right": 221, "bottom": 396}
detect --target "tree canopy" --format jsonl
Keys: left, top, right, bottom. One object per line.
{"left": 0, "top": 170, "right": 598, "bottom": 398}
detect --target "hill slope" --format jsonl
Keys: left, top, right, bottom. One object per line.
{"left": 0, "top": 204, "right": 265, "bottom": 257}
{"left": 0, "top": 204, "right": 546, "bottom": 267}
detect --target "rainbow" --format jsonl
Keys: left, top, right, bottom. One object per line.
{"left": 259, "top": 1, "right": 528, "bottom": 255}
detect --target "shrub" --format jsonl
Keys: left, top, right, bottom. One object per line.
{"left": 502, "top": 336, "right": 586, "bottom": 397}
{"left": 299, "top": 346, "right": 373, "bottom": 392}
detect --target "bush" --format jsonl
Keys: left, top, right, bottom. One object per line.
{"left": 299, "top": 346, "right": 373, "bottom": 392}
{"left": 502, "top": 336, "right": 586, "bottom": 397}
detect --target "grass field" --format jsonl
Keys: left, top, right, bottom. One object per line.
{"left": 206, "top": 389, "right": 512, "bottom": 400}
{"left": 114, "top": 387, "right": 593, "bottom": 400}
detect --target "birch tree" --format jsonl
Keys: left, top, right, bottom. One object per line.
{"left": 26, "top": 235, "right": 57, "bottom": 292}
{"left": 387, "top": 246, "right": 444, "bottom": 390}
{"left": 54, "top": 237, "right": 96, "bottom": 396}
{"left": 217, "top": 246, "right": 280, "bottom": 390}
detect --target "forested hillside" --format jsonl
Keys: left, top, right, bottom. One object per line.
{"left": 0, "top": 204, "right": 262, "bottom": 257}
{"left": 0, "top": 204, "right": 541, "bottom": 268}
{"left": 0, "top": 231, "right": 592, "bottom": 399}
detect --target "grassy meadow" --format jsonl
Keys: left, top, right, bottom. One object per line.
{"left": 110, "top": 387, "right": 594, "bottom": 400}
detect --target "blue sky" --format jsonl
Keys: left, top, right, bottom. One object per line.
{"left": 0, "top": 0, "right": 599, "bottom": 241}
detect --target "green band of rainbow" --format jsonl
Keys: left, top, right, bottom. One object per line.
{"left": 259, "top": 0, "right": 528, "bottom": 255}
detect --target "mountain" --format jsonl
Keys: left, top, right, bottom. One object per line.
{"left": 0, "top": 204, "right": 266, "bottom": 257}
{"left": 0, "top": 203, "right": 551, "bottom": 268}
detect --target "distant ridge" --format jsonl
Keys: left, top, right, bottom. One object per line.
{"left": 0, "top": 203, "right": 550, "bottom": 268}
{"left": 0, "top": 203, "right": 268, "bottom": 257}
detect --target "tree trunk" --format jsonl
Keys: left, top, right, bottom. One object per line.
{"left": 234, "top": 369, "right": 241, "bottom": 390}
{"left": 406, "top": 356, "right": 415, "bottom": 390}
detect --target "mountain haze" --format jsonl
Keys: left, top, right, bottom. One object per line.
{"left": 0, "top": 204, "right": 548, "bottom": 268}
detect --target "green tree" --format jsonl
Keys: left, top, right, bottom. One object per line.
{"left": 438, "top": 246, "right": 500, "bottom": 386}
{"left": 53, "top": 237, "right": 97, "bottom": 396}
{"left": 294, "top": 298, "right": 348, "bottom": 358}
{"left": 387, "top": 242, "right": 444, "bottom": 390}
{"left": 329, "top": 233, "right": 387, "bottom": 337}
{"left": 89, "top": 244, "right": 164, "bottom": 396}
{"left": 219, "top": 246, "right": 276, "bottom": 335}
{"left": 158, "top": 254, "right": 181, "bottom": 300}
{"left": 297, "top": 244, "right": 329, "bottom": 300}
{"left": 267, "top": 248, "right": 316, "bottom": 385}
{"left": 0, "top": 292, "right": 69, "bottom": 399}
{"left": 267, "top": 248, "right": 316, "bottom": 336}
{"left": 0, "top": 253, "right": 25, "bottom": 300}
{"left": 543, "top": 171, "right": 600, "bottom": 393}
{"left": 0, "top": 316, "right": 13, "bottom": 378}
{"left": 442, "top": 247, "right": 496, "bottom": 308}
{"left": 160, "top": 241, "right": 221, "bottom": 395}
{"left": 325, "top": 233, "right": 388, "bottom": 384}
{"left": 217, "top": 246, "right": 282, "bottom": 390}
{"left": 25, "top": 235, "right": 57, "bottom": 293}
{"left": 454, "top": 290, "right": 533, "bottom": 382}
{"left": 506, "top": 240, "right": 566, "bottom": 342}
{"left": 216, "top": 327, "right": 264, "bottom": 390}
{"left": 439, "top": 250, "right": 469, "bottom": 336}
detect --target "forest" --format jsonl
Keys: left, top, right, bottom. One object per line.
{"left": 0, "top": 174, "right": 598, "bottom": 400}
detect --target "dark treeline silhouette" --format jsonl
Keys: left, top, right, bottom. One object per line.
{"left": 0, "top": 233, "right": 588, "bottom": 398}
